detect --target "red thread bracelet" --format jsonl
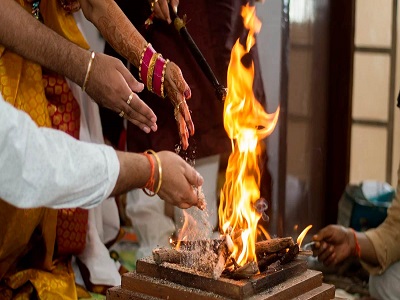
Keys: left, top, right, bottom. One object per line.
{"left": 351, "top": 228, "right": 361, "bottom": 258}
{"left": 142, "top": 152, "right": 155, "bottom": 192}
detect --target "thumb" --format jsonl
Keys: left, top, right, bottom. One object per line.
{"left": 314, "top": 226, "right": 333, "bottom": 242}
{"left": 171, "top": 0, "right": 179, "bottom": 12}
{"left": 186, "top": 167, "right": 204, "bottom": 187}
{"left": 117, "top": 63, "right": 144, "bottom": 93}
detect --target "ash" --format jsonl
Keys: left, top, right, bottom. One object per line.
{"left": 180, "top": 239, "right": 218, "bottom": 274}
{"left": 176, "top": 205, "right": 219, "bottom": 274}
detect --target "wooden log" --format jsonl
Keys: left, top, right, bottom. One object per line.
{"left": 257, "top": 253, "right": 281, "bottom": 272}
{"left": 255, "top": 237, "right": 294, "bottom": 256}
{"left": 280, "top": 243, "right": 300, "bottom": 265}
{"left": 152, "top": 247, "right": 181, "bottom": 265}
{"left": 231, "top": 261, "right": 259, "bottom": 279}
{"left": 212, "top": 237, "right": 230, "bottom": 280}
{"left": 171, "top": 239, "right": 223, "bottom": 252}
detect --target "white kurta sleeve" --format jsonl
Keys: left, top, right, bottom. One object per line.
{"left": 0, "top": 99, "right": 120, "bottom": 209}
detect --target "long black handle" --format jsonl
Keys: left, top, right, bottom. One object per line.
{"left": 168, "top": 4, "right": 227, "bottom": 101}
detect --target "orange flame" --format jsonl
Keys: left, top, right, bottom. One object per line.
{"left": 296, "top": 225, "right": 313, "bottom": 248}
{"left": 219, "top": 4, "right": 279, "bottom": 266}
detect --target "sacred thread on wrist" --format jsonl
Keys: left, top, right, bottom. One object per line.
{"left": 351, "top": 228, "right": 361, "bottom": 258}
{"left": 82, "top": 51, "right": 95, "bottom": 92}
{"left": 142, "top": 149, "right": 162, "bottom": 196}
{"left": 142, "top": 152, "right": 155, "bottom": 193}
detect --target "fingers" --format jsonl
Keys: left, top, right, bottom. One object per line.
{"left": 152, "top": 0, "right": 172, "bottom": 23}
{"left": 118, "top": 65, "right": 158, "bottom": 133}
{"left": 120, "top": 92, "right": 158, "bottom": 133}
{"left": 177, "top": 112, "right": 189, "bottom": 150}
{"left": 187, "top": 167, "right": 204, "bottom": 187}
{"left": 316, "top": 242, "right": 336, "bottom": 266}
{"left": 179, "top": 99, "right": 195, "bottom": 136}
{"left": 158, "top": 0, "right": 171, "bottom": 23}
{"left": 170, "top": 0, "right": 179, "bottom": 12}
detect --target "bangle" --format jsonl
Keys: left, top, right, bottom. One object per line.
{"left": 160, "top": 59, "right": 169, "bottom": 98}
{"left": 146, "top": 53, "right": 159, "bottom": 92}
{"left": 142, "top": 152, "right": 155, "bottom": 192}
{"left": 351, "top": 228, "right": 361, "bottom": 258}
{"left": 82, "top": 51, "right": 95, "bottom": 92}
{"left": 142, "top": 149, "right": 162, "bottom": 196}
{"left": 152, "top": 55, "right": 166, "bottom": 97}
{"left": 139, "top": 43, "right": 156, "bottom": 83}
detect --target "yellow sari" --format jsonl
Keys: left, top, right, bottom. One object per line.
{"left": 0, "top": 0, "right": 89, "bottom": 298}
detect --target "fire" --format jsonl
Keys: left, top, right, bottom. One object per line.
{"left": 219, "top": 4, "right": 279, "bottom": 266}
{"left": 296, "top": 224, "right": 313, "bottom": 248}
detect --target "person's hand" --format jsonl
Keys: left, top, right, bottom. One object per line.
{"left": 85, "top": 52, "right": 158, "bottom": 134}
{"left": 149, "top": 0, "right": 179, "bottom": 24}
{"left": 163, "top": 61, "right": 194, "bottom": 150}
{"left": 156, "top": 151, "right": 203, "bottom": 209}
{"left": 312, "top": 225, "right": 356, "bottom": 266}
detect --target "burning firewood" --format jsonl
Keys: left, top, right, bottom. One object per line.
{"left": 280, "top": 243, "right": 300, "bottom": 265}
{"left": 212, "top": 235, "right": 232, "bottom": 280}
{"left": 255, "top": 237, "right": 294, "bottom": 256}
{"left": 231, "top": 261, "right": 259, "bottom": 279}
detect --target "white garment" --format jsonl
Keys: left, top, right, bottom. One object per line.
{"left": 126, "top": 154, "right": 220, "bottom": 259}
{"left": 369, "top": 260, "right": 400, "bottom": 300}
{"left": 0, "top": 97, "right": 119, "bottom": 209}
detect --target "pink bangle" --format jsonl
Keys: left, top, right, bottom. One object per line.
{"left": 139, "top": 43, "right": 156, "bottom": 83}
{"left": 153, "top": 55, "right": 166, "bottom": 97}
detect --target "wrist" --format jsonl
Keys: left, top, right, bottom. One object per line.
{"left": 349, "top": 228, "right": 361, "bottom": 258}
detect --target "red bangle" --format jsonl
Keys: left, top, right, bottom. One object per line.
{"left": 351, "top": 228, "right": 361, "bottom": 258}
{"left": 139, "top": 43, "right": 156, "bottom": 83}
{"left": 152, "top": 55, "right": 166, "bottom": 97}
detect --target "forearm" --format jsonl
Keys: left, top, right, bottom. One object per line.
{"left": 111, "top": 151, "right": 152, "bottom": 196}
{"left": 0, "top": 0, "right": 89, "bottom": 87}
{"left": 80, "top": 0, "right": 147, "bottom": 67}
{"left": 356, "top": 232, "right": 379, "bottom": 266}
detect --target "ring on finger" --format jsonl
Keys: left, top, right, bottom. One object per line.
{"left": 126, "top": 92, "right": 134, "bottom": 105}
{"left": 151, "top": 0, "right": 159, "bottom": 11}
{"left": 119, "top": 110, "right": 125, "bottom": 118}
{"left": 174, "top": 100, "right": 184, "bottom": 121}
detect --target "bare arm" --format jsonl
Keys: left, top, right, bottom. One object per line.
{"left": 0, "top": 0, "right": 158, "bottom": 133}
{"left": 0, "top": 0, "right": 88, "bottom": 87}
{"left": 113, "top": 150, "right": 203, "bottom": 208}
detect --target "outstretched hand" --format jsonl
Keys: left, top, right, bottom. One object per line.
{"left": 163, "top": 61, "right": 194, "bottom": 150}
{"left": 312, "top": 224, "right": 355, "bottom": 266}
{"left": 84, "top": 52, "right": 158, "bottom": 134}
{"left": 156, "top": 151, "right": 203, "bottom": 209}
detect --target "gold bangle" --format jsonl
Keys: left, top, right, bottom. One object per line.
{"left": 138, "top": 43, "right": 149, "bottom": 82}
{"left": 160, "top": 59, "right": 169, "bottom": 98}
{"left": 144, "top": 149, "right": 162, "bottom": 196}
{"left": 147, "top": 53, "right": 159, "bottom": 92}
{"left": 82, "top": 51, "right": 95, "bottom": 92}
